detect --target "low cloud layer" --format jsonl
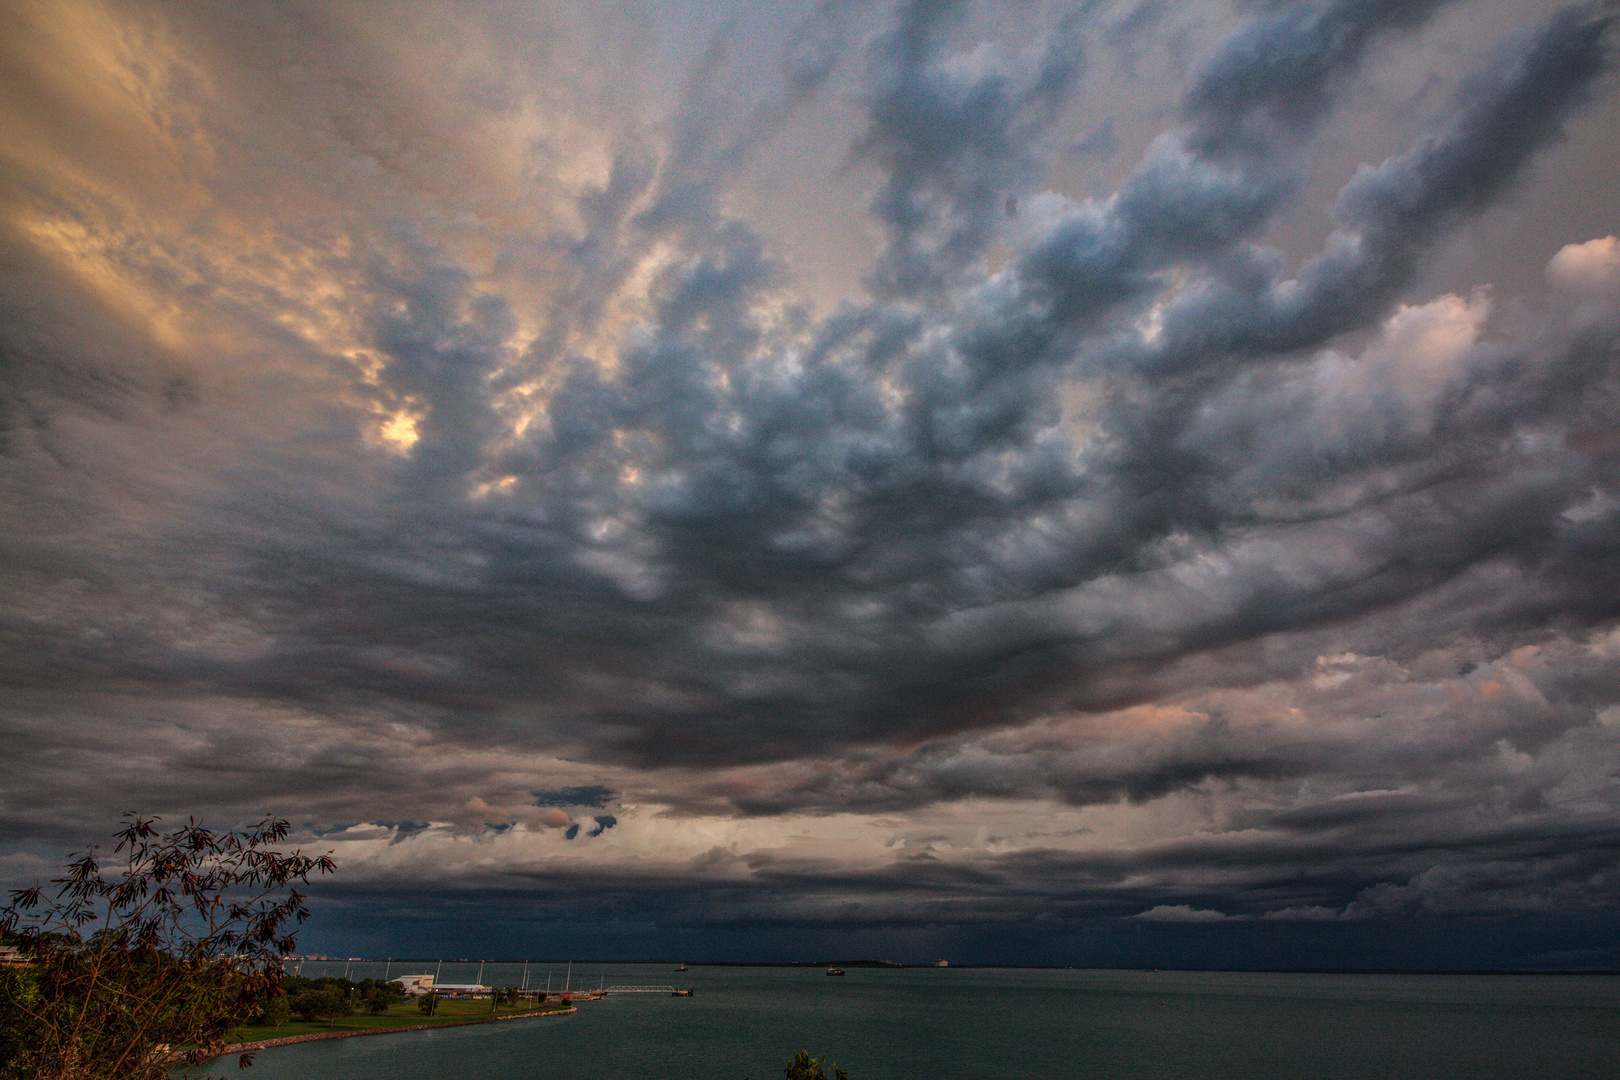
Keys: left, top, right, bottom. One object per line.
{"left": 2, "top": 0, "right": 1619, "bottom": 967}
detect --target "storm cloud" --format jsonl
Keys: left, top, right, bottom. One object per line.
{"left": 2, "top": 0, "right": 1619, "bottom": 968}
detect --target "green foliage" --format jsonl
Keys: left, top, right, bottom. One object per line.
{"left": 0, "top": 813, "right": 334, "bottom": 1079}
{"left": 418, "top": 989, "right": 440, "bottom": 1016}
{"left": 783, "top": 1049, "right": 849, "bottom": 1080}
{"left": 276, "top": 975, "right": 410, "bottom": 1023}
{"left": 225, "top": 992, "right": 569, "bottom": 1044}
{"left": 258, "top": 994, "right": 292, "bottom": 1034}
{"left": 291, "top": 985, "right": 350, "bottom": 1026}
{"left": 361, "top": 981, "right": 402, "bottom": 1015}
{"left": 0, "top": 962, "right": 40, "bottom": 1069}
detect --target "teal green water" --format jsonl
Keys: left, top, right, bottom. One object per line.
{"left": 207, "top": 963, "right": 1620, "bottom": 1079}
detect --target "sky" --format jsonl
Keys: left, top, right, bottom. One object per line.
{"left": 3, "top": 0, "right": 1620, "bottom": 971}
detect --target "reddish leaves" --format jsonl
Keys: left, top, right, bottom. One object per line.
{"left": 0, "top": 813, "right": 334, "bottom": 1080}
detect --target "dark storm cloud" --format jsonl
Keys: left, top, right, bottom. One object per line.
{"left": 1161, "top": 2, "right": 1616, "bottom": 361}
{"left": 297, "top": 790, "right": 1620, "bottom": 961}
{"left": 533, "top": 786, "right": 618, "bottom": 809}
{"left": 3, "top": 0, "right": 1620, "bottom": 964}
{"left": 713, "top": 623, "right": 1620, "bottom": 818}
{"left": 8, "top": 0, "right": 1613, "bottom": 775}
{"left": 1180, "top": 0, "right": 1460, "bottom": 155}
{"left": 1033, "top": 3, "right": 1612, "bottom": 369}
{"left": 855, "top": 0, "right": 1090, "bottom": 294}
{"left": 373, "top": 258, "right": 516, "bottom": 482}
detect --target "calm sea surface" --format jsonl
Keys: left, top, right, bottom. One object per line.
{"left": 203, "top": 962, "right": 1620, "bottom": 1079}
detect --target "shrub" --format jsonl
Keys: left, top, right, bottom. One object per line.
{"left": 0, "top": 813, "right": 334, "bottom": 1079}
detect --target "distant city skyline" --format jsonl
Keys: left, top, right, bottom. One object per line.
{"left": 3, "top": 0, "right": 1619, "bottom": 970}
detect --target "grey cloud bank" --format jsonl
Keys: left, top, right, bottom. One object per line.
{"left": 2, "top": 0, "right": 1619, "bottom": 968}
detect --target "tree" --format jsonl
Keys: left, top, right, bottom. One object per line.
{"left": 0, "top": 960, "right": 41, "bottom": 1069}
{"left": 418, "top": 989, "right": 440, "bottom": 1016}
{"left": 363, "top": 988, "right": 390, "bottom": 1015}
{"left": 783, "top": 1050, "right": 849, "bottom": 1080}
{"left": 359, "top": 979, "right": 402, "bottom": 1015}
{"left": 0, "top": 813, "right": 334, "bottom": 1079}
{"left": 258, "top": 994, "right": 292, "bottom": 1034}
{"left": 291, "top": 985, "right": 350, "bottom": 1027}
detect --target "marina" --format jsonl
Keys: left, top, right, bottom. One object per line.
{"left": 283, "top": 958, "right": 697, "bottom": 1002}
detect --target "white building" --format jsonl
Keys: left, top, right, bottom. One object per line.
{"left": 395, "top": 973, "right": 490, "bottom": 996}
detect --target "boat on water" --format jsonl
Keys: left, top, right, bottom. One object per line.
{"left": 826, "top": 968, "right": 845, "bottom": 976}
{"left": 672, "top": 988, "right": 694, "bottom": 996}
{"left": 676, "top": 963, "right": 687, "bottom": 972}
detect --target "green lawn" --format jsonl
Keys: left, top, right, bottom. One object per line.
{"left": 226, "top": 998, "right": 571, "bottom": 1043}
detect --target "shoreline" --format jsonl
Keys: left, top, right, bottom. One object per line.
{"left": 187, "top": 1005, "right": 578, "bottom": 1064}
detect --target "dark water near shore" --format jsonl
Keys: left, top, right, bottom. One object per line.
{"left": 211, "top": 963, "right": 1620, "bottom": 1079}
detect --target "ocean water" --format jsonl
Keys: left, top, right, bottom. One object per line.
{"left": 203, "top": 963, "right": 1620, "bottom": 1079}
